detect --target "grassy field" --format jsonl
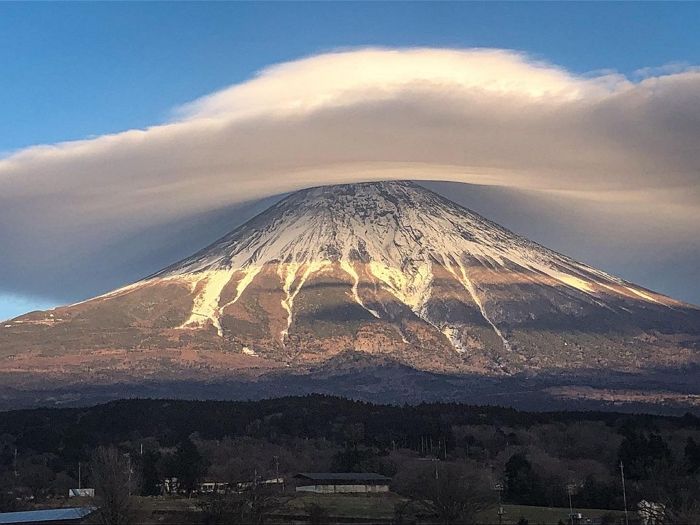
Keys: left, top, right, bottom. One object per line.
{"left": 54, "top": 493, "right": 627, "bottom": 524}
{"left": 279, "top": 493, "right": 626, "bottom": 524}
{"left": 481, "top": 504, "right": 625, "bottom": 524}
{"left": 281, "top": 492, "right": 404, "bottom": 519}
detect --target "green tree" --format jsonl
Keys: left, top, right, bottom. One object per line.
{"left": 169, "top": 438, "right": 206, "bottom": 494}
{"left": 140, "top": 450, "right": 161, "bottom": 496}
{"left": 618, "top": 430, "right": 672, "bottom": 480}
{"left": 19, "top": 463, "right": 55, "bottom": 500}
{"left": 0, "top": 491, "right": 23, "bottom": 513}
{"left": 685, "top": 437, "right": 700, "bottom": 474}
{"left": 505, "top": 453, "right": 544, "bottom": 505}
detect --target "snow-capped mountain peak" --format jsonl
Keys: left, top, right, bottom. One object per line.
{"left": 2, "top": 181, "right": 699, "bottom": 408}
{"left": 135, "top": 181, "right": 679, "bottom": 349}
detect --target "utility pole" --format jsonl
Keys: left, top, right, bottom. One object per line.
{"left": 273, "top": 455, "right": 283, "bottom": 491}
{"left": 433, "top": 458, "right": 440, "bottom": 507}
{"left": 78, "top": 462, "right": 81, "bottom": 489}
{"left": 124, "top": 453, "right": 132, "bottom": 497}
{"left": 494, "top": 482, "right": 504, "bottom": 525}
{"left": 620, "top": 461, "right": 629, "bottom": 525}
{"left": 13, "top": 448, "right": 18, "bottom": 478}
{"left": 567, "top": 485, "right": 574, "bottom": 525}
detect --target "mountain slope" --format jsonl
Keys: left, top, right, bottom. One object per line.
{"left": 1, "top": 181, "right": 698, "bottom": 409}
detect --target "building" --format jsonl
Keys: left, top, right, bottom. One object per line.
{"left": 67, "top": 489, "right": 94, "bottom": 498}
{"left": 0, "top": 507, "right": 95, "bottom": 525}
{"left": 197, "top": 481, "right": 229, "bottom": 494}
{"left": 161, "top": 478, "right": 282, "bottom": 494}
{"left": 294, "top": 473, "right": 391, "bottom": 494}
{"left": 235, "top": 477, "right": 284, "bottom": 492}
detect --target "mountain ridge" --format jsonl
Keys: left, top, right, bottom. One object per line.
{"left": 1, "top": 180, "right": 698, "bottom": 409}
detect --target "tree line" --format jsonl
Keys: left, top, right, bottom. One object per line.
{"left": 0, "top": 395, "right": 699, "bottom": 523}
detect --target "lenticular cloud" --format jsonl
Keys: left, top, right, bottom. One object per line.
{"left": 1, "top": 47, "right": 699, "bottom": 303}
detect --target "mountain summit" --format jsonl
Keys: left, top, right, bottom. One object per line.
{"left": 2, "top": 181, "right": 699, "bottom": 409}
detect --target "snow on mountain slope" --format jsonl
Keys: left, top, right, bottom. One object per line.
{"left": 115, "top": 181, "right": 683, "bottom": 353}
{"left": 2, "top": 181, "right": 698, "bottom": 392}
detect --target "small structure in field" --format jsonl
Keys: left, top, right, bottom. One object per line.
{"left": 67, "top": 489, "right": 94, "bottom": 498}
{"left": 294, "top": 472, "right": 391, "bottom": 494}
{"left": 197, "top": 481, "right": 229, "bottom": 494}
{"left": 0, "top": 507, "right": 95, "bottom": 525}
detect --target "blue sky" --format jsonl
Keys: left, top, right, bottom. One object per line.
{"left": 2, "top": 2, "right": 700, "bottom": 320}
{"left": 3, "top": 2, "right": 700, "bottom": 152}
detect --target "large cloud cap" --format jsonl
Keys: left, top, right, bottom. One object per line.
{"left": 1, "top": 48, "right": 699, "bottom": 305}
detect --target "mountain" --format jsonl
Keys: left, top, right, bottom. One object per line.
{"left": 1, "top": 181, "right": 699, "bottom": 411}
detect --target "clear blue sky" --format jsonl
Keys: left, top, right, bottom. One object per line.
{"left": 1, "top": 2, "right": 699, "bottom": 320}
{"left": 2, "top": 2, "right": 700, "bottom": 153}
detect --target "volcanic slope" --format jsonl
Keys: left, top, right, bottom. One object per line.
{"left": 1, "top": 181, "right": 698, "bottom": 407}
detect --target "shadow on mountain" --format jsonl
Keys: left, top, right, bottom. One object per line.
{"left": 2, "top": 352, "right": 699, "bottom": 415}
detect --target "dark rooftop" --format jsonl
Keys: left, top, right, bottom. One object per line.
{"left": 294, "top": 472, "right": 391, "bottom": 482}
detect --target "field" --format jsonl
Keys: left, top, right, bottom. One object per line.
{"left": 280, "top": 492, "right": 402, "bottom": 520}
{"left": 111, "top": 493, "right": 627, "bottom": 524}
{"left": 480, "top": 504, "right": 625, "bottom": 524}
{"left": 283, "top": 493, "right": 620, "bottom": 523}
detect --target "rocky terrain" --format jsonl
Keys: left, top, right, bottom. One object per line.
{"left": 1, "top": 181, "right": 698, "bottom": 410}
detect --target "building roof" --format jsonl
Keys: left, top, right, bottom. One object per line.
{"left": 0, "top": 507, "right": 95, "bottom": 524}
{"left": 294, "top": 472, "right": 391, "bottom": 482}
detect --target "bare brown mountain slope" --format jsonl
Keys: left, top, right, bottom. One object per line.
{"left": 1, "top": 181, "right": 698, "bottom": 410}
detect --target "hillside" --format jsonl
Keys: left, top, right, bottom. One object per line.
{"left": 1, "top": 181, "right": 698, "bottom": 410}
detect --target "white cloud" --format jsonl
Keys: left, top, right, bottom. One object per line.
{"left": 175, "top": 48, "right": 621, "bottom": 120}
{"left": 1, "top": 47, "right": 699, "bottom": 303}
